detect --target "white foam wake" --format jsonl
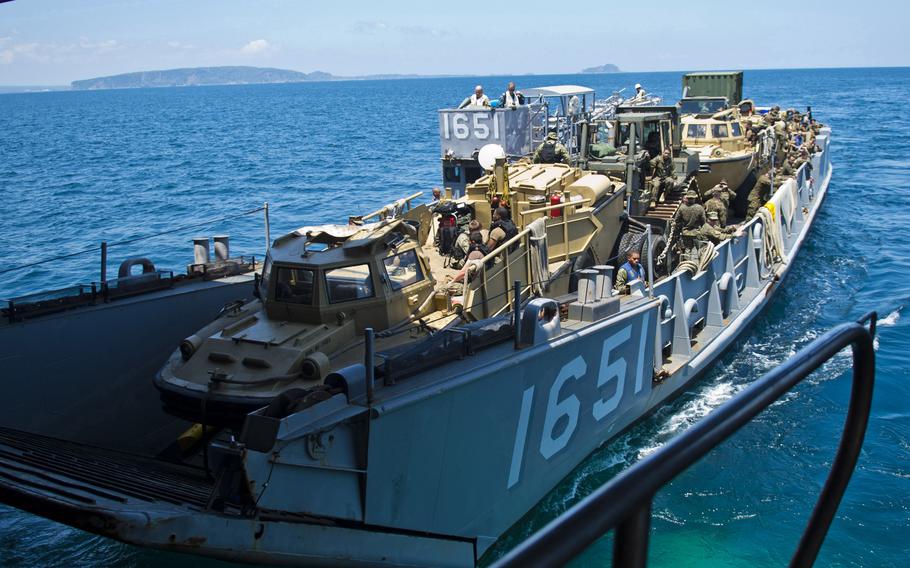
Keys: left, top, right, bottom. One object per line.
{"left": 879, "top": 306, "right": 902, "bottom": 327}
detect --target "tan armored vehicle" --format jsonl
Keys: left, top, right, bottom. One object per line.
{"left": 155, "top": 162, "right": 627, "bottom": 425}
{"left": 678, "top": 72, "right": 758, "bottom": 192}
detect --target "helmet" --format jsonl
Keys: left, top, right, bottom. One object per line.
{"left": 546, "top": 131, "right": 558, "bottom": 140}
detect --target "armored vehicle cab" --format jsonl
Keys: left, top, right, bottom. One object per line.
{"left": 581, "top": 105, "right": 699, "bottom": 218}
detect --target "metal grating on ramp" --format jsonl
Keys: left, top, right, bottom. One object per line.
{"left": 0, "top": 426, "right": 214, "bottom": 509}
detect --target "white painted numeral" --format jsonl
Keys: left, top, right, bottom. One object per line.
{"left": 593, "top": 326, "right": 631, "bottom": 421}
{"left": 507, "top": 386, "right": 535, "bottom": 489}
{"left": 473, "top": 113, "right": 490, "bottom": 139}
{"left": 539, "top": 356, "right": 585, "bottom": 459}
{"left": 452, "top": 113, "right": 469, "bottom": 139}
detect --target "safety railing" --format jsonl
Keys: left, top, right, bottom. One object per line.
{"left": 492, "top": 312, "right": 876, "bottom": 568}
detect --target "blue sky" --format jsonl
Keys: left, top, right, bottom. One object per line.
{"left": 0, "top": 0, "right": 906, "bottom": 85}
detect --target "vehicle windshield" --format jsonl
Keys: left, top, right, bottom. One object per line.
{"left": 712, "top": 124, "right": 729, "bottom": 138}
{"left": 679, "top": 98, "right": 727, "bottom": 115}
{"left": 325, "top": 264, "right": 374, "bottom": 303}
{"left": 383, "top": 250, "right": 424, "bottom": 290}
{"left": 686, "top": 124, "right": 707, "bottom": 139}
{"left": 275, "top": 266, "right": 316, "bottom": 305}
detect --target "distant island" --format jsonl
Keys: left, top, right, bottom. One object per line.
{"left": 71, "top": 66, "right": 338, "bottom": 90}
{"left": 581, "top": 64, "right": 621, "bottom": 74}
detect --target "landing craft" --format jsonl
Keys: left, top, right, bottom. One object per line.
{"left": 0, "top": 77, "right": 834, "bottom": 566}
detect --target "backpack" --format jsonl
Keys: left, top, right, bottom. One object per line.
{"left": 491, "top": 219, "right": 519, "bottom": 252}
{"left": 538, "top": 141, "right": 557, "bottom": 163}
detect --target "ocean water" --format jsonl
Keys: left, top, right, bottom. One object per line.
{"left": 1, "top": 67, "right": 909, "bottom": 567}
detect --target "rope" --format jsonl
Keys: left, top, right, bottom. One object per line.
{"left": 757, "top": 206, "right": 786, "bottom": 270}
{"left": 0, "top": 205, "right": 266, "bottom": 277}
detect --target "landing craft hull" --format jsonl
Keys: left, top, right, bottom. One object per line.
{"left": 0, "top": 131, "right": 831, "bottom": 566}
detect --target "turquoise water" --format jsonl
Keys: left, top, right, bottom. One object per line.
{"left": 1, "top": 68, "right": 909, "bottom": 567}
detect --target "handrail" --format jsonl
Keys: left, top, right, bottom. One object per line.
{"left": 359, "top": 191, "right": 424, "bottom": 222}
{"left": 493, "top": 313, "right": 877, "bottom": 568}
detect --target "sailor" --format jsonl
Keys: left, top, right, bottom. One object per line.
{"left": 743, "top": 119, "right": 758, "bottom": 145}
{"left": 675, "top": 189, "right": 706, "bottom": 231}
{"left": 647, "top": 148, "right": 675, "bottom": 205}
{"left": 451, "top": 220, "right": 484, "bottom": 269}
{"left": 487, "top": 206, "right": 519, "bottom": 251}
{"left": 775, "top": 155, "right": 795, "bottom": 179}
{"left": 499, "top": 82, "right": 525, "bottom": 109}
{"left": 458, "top": 85, "right": 490, "bottom": 109}
{"left": 533, "top": 132, "right": 570, "bottom": 164}
{"left": 704, "top": 180, "right": 736, "bottom": 227}
{"left": 643, "top": 131, "right": 661, "bottom": 159}
{"left": 631, "top": 83, "right": 647, "bottom": 102}
{"left": 699, "top": 211, "right": 736, "bottom": 244}
{"left": 448, "top": 236, "right": 488, "bottom": 292}
{"left": 747, "top": 172, "right": 772, "bottom": 218}
{"left": 430, "top": 187, "right": 442, "bottom": 203}
{"left": 614, "top": 250, "right": 646, "bottom": 293}
{"left": 674, "top": 189, "right": 706, "bottom": 261}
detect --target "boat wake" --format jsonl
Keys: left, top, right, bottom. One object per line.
{"left": 878, "top": 306, "right": 901, "bottom": 327}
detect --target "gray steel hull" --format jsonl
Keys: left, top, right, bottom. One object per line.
{"left": 0, "top": 131, "right": 832, "bottom": 566}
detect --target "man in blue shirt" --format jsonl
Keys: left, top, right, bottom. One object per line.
{"left": 614, "top": 250, "right": 646, "bottom": 293}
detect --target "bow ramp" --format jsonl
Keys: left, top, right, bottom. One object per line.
{"left": 0, "top": 426, "right": 476, "bottom": 567}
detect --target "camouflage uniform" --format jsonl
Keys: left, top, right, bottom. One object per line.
{"left": 647, "top": 153, "right": 675, "bottom": 204}
{"left": 699, "top": 212, "right": 735, "bottom": 244}
{"left": 747, "top": 173, "right": 772, "bottom": 218}
{"left": 674, "top": 191, "right": 706, "bottom": 260}
{"left": 778, "top": 158, "right": 795, "bottom": 178}
{"left": 702, "top": 182, "right": 736, "bottom": 223}
{"left": 533, "top": 133, "right": 570, "bottom": 164}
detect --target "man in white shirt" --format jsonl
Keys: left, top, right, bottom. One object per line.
{"left": 458, "top": 85, "right": 490, "bottom": 109}
{"left": 499, "top": 82, "right": 525, "bottom": 108}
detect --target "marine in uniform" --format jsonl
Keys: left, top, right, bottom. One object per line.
{"left": 699, "top": 211, "right": 736, "bottom": 244}
{"left": 533, "top": 132, "right": 570, "bottom": 164}
{"left": 647, "top": 148, "right": 675, "bottom": 205}
{"left": 674, "top": 189, "right": 706, "bottom": 261}
{"left": 747, "top": 172, "right": 772, "bottom": 218}
{"left": 704, "top": 180, "right": 736, "bottom": 228}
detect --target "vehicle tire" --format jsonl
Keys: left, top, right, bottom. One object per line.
{"left": 616, "top": 231, "right": 647, "bottom": 267}
{"left": 641, "top": 234, "right": 668, "bottom": 278}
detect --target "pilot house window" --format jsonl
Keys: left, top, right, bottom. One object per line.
{"left": 326, "top": 264, "right": 375, "bottom": 304}
{"left": 686, "top": 124, "right": 707, "bottom": 139}
{"left": 275, "top": 267, "right": 315, "bottom": 304}
{"left": 383, "top": 250, "right": 425, "bottom": 291}
{"left": 711, "top": 124, "right": 729, "bottom": 138}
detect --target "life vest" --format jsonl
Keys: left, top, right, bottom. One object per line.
{"left": 620, "top": 261, "right": 645, "bottom": 282}
{"left": 469, "top": 94, "right": 489, "bottom": 107}
{"left": 503, "top": 91, "right": 521, "bottom": 108}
